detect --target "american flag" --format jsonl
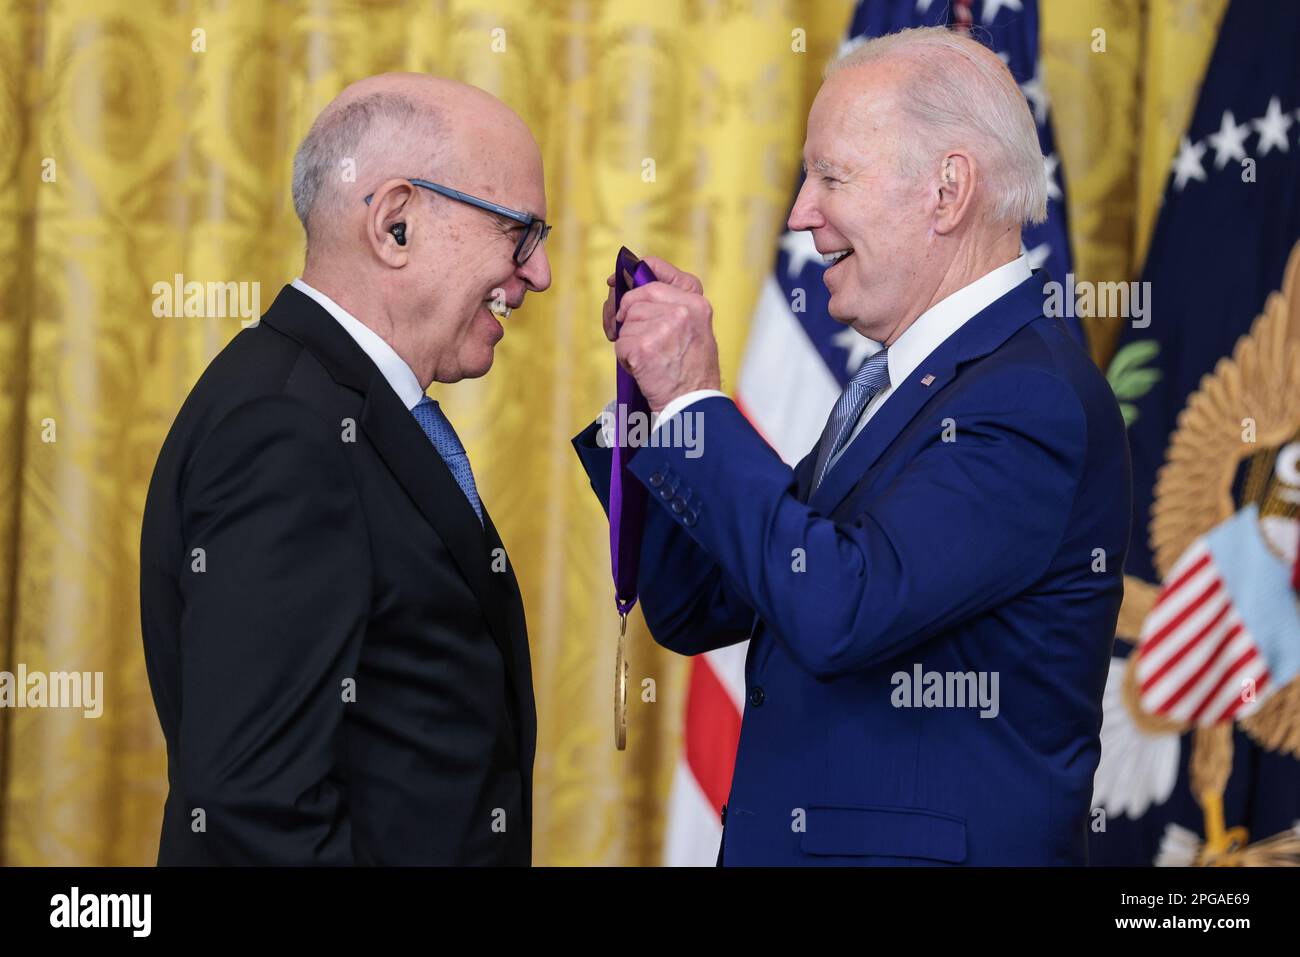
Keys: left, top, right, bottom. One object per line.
{"left": 663, "top": 0, "right": 1078, "bottom": 865}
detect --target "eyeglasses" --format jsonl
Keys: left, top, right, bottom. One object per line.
{"left": 364, "top": 178, "right": 551, "bottom": 266}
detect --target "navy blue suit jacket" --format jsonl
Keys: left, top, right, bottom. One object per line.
{"left": 574, "top": 271, "right": 1132, "bottom": 865}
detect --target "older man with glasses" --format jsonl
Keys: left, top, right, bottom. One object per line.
{"left": 140, "top": 73, "right": 550, "bottom": 865}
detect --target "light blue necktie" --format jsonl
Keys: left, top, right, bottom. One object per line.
{"left": 412, "top": 396, "right": 483, "bottom": 524}
{"left": 812, "top": 348, "right": 890, "bottom": 491}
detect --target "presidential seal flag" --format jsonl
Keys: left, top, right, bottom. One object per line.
{"left": 1092, "top": 0, "right": 1300, "bottom": 866}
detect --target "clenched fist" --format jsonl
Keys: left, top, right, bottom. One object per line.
{"left": 602, "top": 255, "right": 722, "bottom": 415}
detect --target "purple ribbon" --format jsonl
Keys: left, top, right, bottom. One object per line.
{"left": 610, "top": 246, "right": 657, "bottom": 616}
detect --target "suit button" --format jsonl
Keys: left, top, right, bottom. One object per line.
{"left": 648, "top": 471, "right": 664, "bottom": 487}
{"left": 749, "top": 686, "right": 765, "bottom": 707}
{"left": 671, "top": 496, "right": 687, "bottom": 514}
{"left": 659, "top": 486, "right": 673, "bottom": 501}
{"left": 683, "top": 512, "right": 698, "bottom": 527}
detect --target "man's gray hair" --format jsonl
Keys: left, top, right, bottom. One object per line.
{"left": 292, "top": 92, "right": 442, "bottom": 244}
{"left": 826, "top": 26, "right": 1048, "bottom": 226}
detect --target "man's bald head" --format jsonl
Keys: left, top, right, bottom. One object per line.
{"left": 292, "top": 73, "right": 550, "bottom": 387}
{"left": 291, "top": 73, "right": 535, "bottom": 252}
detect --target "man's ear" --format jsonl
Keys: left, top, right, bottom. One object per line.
{"left": 365, "top": 179, "right": 417, "bottom": 265}
{"left": 933, "top": 151, "right": 976, "bottom": 235}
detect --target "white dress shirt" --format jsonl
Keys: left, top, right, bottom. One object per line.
{"left": 291, "top": 277, "right": 426, "bottom": 411}
{"left": 824, "top": 253, "right": 1031, "bottom": 471}
{"left": 647, "top": 254, "right": 1032, "bottom": 473}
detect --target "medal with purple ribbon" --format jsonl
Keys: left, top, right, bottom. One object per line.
{"left": 609, "top": 246, "right": 657, "bottom": 750}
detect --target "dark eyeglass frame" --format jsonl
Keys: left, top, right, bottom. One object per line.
{"left": 364, "top": 178, "right": 551, "bottom": 266}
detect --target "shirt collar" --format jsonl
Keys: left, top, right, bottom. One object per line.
{"left": 884, "top": 253, "right": 1032, "bottom": 389}
{"left": 291, "top": 277, "right": 426, "bottom": 410}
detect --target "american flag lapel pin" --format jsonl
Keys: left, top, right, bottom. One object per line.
{"left": 921, "top": 374, "right": 935, "bottom": 387}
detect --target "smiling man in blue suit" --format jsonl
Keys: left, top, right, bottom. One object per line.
{"left": 574, "top": 27, "right": 1132, "bottom": 866}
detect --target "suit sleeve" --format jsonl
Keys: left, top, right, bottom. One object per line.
{"left": 625, "top": 375, "right": 1086, "bottom": 680}
{"left": 177, "top": 395, "right": 371, "bottom": 864}
{"left": 573, "top": 418, "right": 754, "bottom": 656}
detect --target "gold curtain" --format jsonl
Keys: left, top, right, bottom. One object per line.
{"left": 0, "top": 0, "right": 1229, "bottom": 866}
{"left": 0, "top": 0, "right": 852, "bottom": 866}
{"left": 1040, "top": 0, "right": 1227, "bottom": 366}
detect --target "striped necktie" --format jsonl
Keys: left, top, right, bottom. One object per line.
{"left": 811, "top": 349, "right": 890, "bottom": 491}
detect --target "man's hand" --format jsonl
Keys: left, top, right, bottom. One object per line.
{"left": 602, "top": 256, "right": 722, "bottom": 415}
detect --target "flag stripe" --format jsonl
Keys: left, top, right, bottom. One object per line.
{"left": 1137, "top": 596, "right": 1232, "bottom": 691}
{"left": 1187, "top": 642, "right": 1258, "bottom": 722}
{"left": 1142, "top": 602, "right": 1239, "bottom": 708}
{"left": 662, "top": 759, "right": 722, "bottom": 867}
{"left": 683, "top": 656, "right": 743, "bottom": 814}
{"left": 1154, "top": 621, "right": 1243, "bottom": 714}
{"left": 1139, "top": 556, "right": 1217, "bottom": 656}
{"left": 1212, "top": 668, "right": 1270, "bottom": 724}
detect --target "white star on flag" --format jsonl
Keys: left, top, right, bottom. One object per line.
{"left": 981, "top": 0, "right": 1023, "bottom": 24}
{"left": 1022, "top": 242, "right": 1051, "bottom": 272}
{"left": 779, "top": 229, "right": 825, "bottom": 278}
{"left": 832, "top": 326, "right": 880, "bottom": 375}
{"left": 1043, "top": 153, "right": 1062, "bottom": 202}
{"left": 1252, "top": 96, "right": 1293, "bottom": 155}
{"left": 1172, "top": 136, "right": 1208, "bottom": 190}
{"left": 1020, "top": 63, "right": 1049, "bottom": 126}
{"left": 1207, "top": 109, "right": 1250, "bottom": 168}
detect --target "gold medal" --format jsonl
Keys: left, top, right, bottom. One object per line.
{"left": 614, "top": 612, "right": 628, "bottom": 750}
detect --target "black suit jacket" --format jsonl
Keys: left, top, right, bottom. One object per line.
{"left": 140, "top": 284, "right": 535, "bottom": 865}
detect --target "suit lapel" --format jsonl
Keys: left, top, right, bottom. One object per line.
{"left": 752, "top": 273, "right": 1050, "bottom": 673}
{"left": 358, "top": 379, "right": 519, "bottom": 669}
{"left": 807, "top": 359, "right": 959, "bottom": 513}
{"left": 793, "top": 446, "right": 819, "bottom": 503}
{"left": 483, "top": 507, "right": 536, "bottom": 812}
{"left": 808, "top": 272, "right": 1051, "bottom": 516}
{"left": 483, "top": 510, "right": 531, "bottom": 686}
{"left": 260, "top": 285, "right": 528, "bottom": 730}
